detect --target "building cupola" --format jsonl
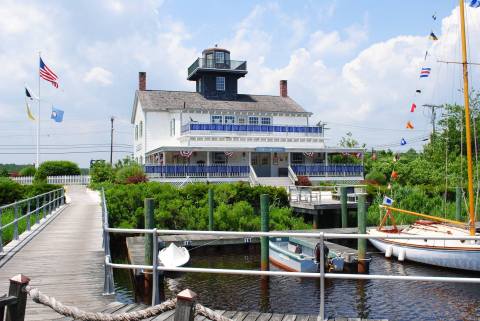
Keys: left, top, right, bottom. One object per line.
{"left": 187, "top": 45, "right": 247, "bottom": 100}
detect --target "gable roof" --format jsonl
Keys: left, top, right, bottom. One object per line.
{"left": 132, "top": 90, "right": 309, "bottom": 123}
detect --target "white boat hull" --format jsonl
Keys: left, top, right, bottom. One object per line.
{"left": 369, "top": 234, "right": 480, "bottom": 272}
{"left": 158, "top": 243, "right": 190, "bottom": 268}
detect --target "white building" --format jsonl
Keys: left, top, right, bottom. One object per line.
{"left": 131, "top": 47, "right": 364, "bottom": 186}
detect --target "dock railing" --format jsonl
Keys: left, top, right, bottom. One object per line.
{"left": 11, "top": 175, "right": 90, "bottom": 185}
{"left": 100, "top": 190, "right": 480, "bottom": 321}
{"left": 288, "top": 185, "right": 366, "bottom": 204}
{"left": 0, "top": 188, "right": 65, "bottom": 253}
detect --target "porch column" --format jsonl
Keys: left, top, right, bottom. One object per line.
{"left": 325, "top": 151, "right": 329, "bottom": 166}
{"left": 248, "top": 151, "right": 252, "bottom": 165}
{"left": 287, "top": 152, "right": 291, "bottom": 166}
{"left": 206, "top": 151, "right": 210, "bottom": 179}
{"left": 163, "top": 152, "right": 166, "bottom": 178}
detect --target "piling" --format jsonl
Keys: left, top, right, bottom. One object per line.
{"left": 456, "top": 187, "right": 462, "bottom": 221}
{"left": 357, "top": 193, "right": 367, "bottom": 273}
{"left": 340, "top": 186, "right": 348, "bottom": 228}
{"left": 144, "top": 198, "right": 154, "bottom": 303}
{"left": 208, "top": 188, "right": 214, "bottom": 231}
{"left": 260, "top": 194, "right": 270, "bottom": 272}
{"left": 313, "top": 210, "right": 321, "bottom": 229}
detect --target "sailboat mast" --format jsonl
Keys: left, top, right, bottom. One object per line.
{"left": 459, "top": 0, "right": 476, "bottom": 236}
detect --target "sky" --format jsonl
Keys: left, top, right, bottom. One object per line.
{"left": 1, "top": 0, "right": 480, "bottom": 167}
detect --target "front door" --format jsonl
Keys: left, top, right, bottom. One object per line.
{"left": 252, "top": 152, "right": 271, "bottom": 177}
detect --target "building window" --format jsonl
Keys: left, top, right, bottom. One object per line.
{"left": 213, "top": 152, "right": 227, "bottom": 164}
{"left": 292, "top": 153, "right": 305, "bottom": 164}
{"left": 211, "top": 115, "right": 223, "bottom": 124}
{"left": 170, "top": 118, "right": 175, "bottom": 136}
{"left": 135, "top": 125, "right": 138, "bottom": 140}
{"left": 206, "top": 53, "right": 213, "bottom": 67}
{"left": 139, "top": 121, "right": 143, "bottom": 138}
{"left": 261, "top": 117, "right": 271, "bottom": 125}
{"left": 249, "top": 116, "right": 259, "bottom": 125}
{"left": 216, "top": 77, "right": 225, "bottom": 91}
{"left": 225, "top": 115, "right": 235, "bottom": 124}
{"left": 215, "top": 51, "right": 224, "bottom": 63}
{"left": 237, "top": 116, "right": 246, "bottom": 124}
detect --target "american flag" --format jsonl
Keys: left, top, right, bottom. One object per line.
{"left": 39, "top": 57, "right": 59, "bottom": 88}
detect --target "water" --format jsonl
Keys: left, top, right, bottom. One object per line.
{"left": 113, "top": 244, "right": 480, "bottom": 321}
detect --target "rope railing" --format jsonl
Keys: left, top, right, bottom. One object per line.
{"left": 24, "top": 285, "right": 231, "bottom": 321}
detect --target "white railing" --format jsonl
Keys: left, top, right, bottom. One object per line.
{"left": 288, "top": 185, "right": 366, "bottom": 204}
{"left": 287, "top": 166, "right": 298, "bottom": 185}
{"left": 100, "top": 189, "right": 480, "bottom": 320}
{"left": 248, "top": 165, "right": 258, "bottom": 186}
{"left": 11, "top": 175, "right": 91, "bottom": 185}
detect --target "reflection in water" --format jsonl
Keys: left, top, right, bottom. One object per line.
{"left": 114, "top": 244, "right": 480, "bottom": 320}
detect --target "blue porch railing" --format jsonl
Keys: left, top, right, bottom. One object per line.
{"left": 181, "top": 123, "right": 323, "bottom": 135}
{"left": 291, "top": 164, "right": 364, "bottom": 177}
{"left": 144, "top": 165, "right": 250, "bottom": 178}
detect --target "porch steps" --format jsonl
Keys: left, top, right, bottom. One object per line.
{"left": 255, "top": 176, "right": 293, "bottom": 188}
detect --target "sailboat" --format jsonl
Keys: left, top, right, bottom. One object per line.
{"left": 368, "top": 0, "right": 480, "bottom": 272}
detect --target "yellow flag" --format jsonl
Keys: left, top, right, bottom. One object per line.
{"left": 26, "top": 101, "right": 35, "bottom": 121}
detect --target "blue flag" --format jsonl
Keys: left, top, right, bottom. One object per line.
{"left": 51, "top": 107, "right": 64, "bottom": 122}
{"left": 471, "top": 0, "right": 480, "bottom": 8}
{"left": 400, "top": 138, "right": 407, "bottom": 146}
{"left": 382, "top": 196, "right": 394, "bottom": 206}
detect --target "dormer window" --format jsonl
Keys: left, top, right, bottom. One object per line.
{"left": 216, "top": 77, "right": 225, "bottom": 91}
{"left": 261, "top": 117, "right": 271, "bottom": 125}
{"left": 212, "top": 115, "right": 223, "bottom": 124}
{"left": 249, "top": 116, "right": 259, "bottom": 125}
{"left": 225, "top": 115, "right": 235, "bottom": 124}
{"left": 215, "top": 52, "right": 225, "bottom": 63}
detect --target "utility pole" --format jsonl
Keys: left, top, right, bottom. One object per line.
{"left": 422, "top": 104, "right": 443, "bottom": 137}
{"left": 110, "top": 116, "right": 114, "bottom": 164}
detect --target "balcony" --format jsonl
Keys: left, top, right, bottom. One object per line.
{"left": 187, "top": 58, "right": 247, "bottom": 79}
{"left": 181, "top": 122, "right": 323, "bottom": 137}
{"left": 145, "top": 164, "right": 250, "bottom": 178}
{"left": 291, "top": 164, "right": 364, "bottom": 177}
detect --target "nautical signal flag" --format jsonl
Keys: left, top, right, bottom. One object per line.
{"left": 416, "top": 89, "right": 422, "bottom": 94}
{"left": 420, "top": 67, "right": 431, "bottom": 78}
{"left": 391, "top": 171, "right": 398, "bottom": 180}
{"left": 470, "top": 0, "right": 480, "bottom": 8}
{"left": 383, "top": 196, "right": 394, "bottom": 206}
{"left": 406, "top": 121, "right": 414, "bottom": 129}
{"left": 39, "top": 57, "right": 59, "bottom": 88}
{"left": 25, "top": 85, "right": 38, "bottom": 100}
{"left": 429, "top": 32, "right": 438, "bottom": 41}
{"left": 400, "top": 138, "right": 407, "bottom": 146}
{"left": 50, "top": 107, "right": 64, "bottom": 122}
{"left": 410, "top": 103, "right": 417, "bottom": 112}
{"left": 25, "top": 101, "right": 35, "bottom": 121}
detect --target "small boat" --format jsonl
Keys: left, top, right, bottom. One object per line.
{"left": 269, "top": 237, "right": 345, "bottom": 273}
{"left": 158, "top": 243, "right": 190, "bottom": 267}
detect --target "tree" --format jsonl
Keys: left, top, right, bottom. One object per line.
{"left": 339, "top": 132, "right": 365, "bottom": 148}
{"left": 90, "top": 160, "right": 114, "bottom": 184}
{"left": 34, "top": 161, "right": 81, "bottom": 182}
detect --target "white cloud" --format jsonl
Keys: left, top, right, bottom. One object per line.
{"left": 83, "top": 67, "right": 113, "bottom": 86}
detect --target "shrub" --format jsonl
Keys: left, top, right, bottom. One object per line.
{"left": 365, "top": 170, "right": 386, "bottom": 186}
{"left": 0, "top": 178, "right": 25, "bottom": 205}
{"left": 0, "top": 168, "right": 9, "bottom": 177}
{"left": 296, "top": 176, "right": 311, "bottom": 186}
{"left": 34, "top": 161, "right": 81, "bottom": 182}
{"left": 90, "top": 161, "right": 114, "bottom": 184}
{"left": 115, "top": 164, "right": 147, "bottom": 184}
{"left": 19, "top": 166, "right": 36, "bottom": 177}
{"left": 24, "top": 183, "right": 62, "bottom": 198}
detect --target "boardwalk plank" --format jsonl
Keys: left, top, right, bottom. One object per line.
{"left": 256, "top": 313, "right": 273, "bottom": 321}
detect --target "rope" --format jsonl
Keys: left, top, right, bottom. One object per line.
{"left": 195, "top": 303, "right": 233, "bottom": 321}
{"left": 26, "top": 286, "right": 176, "bottom": 321}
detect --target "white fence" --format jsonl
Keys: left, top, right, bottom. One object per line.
{"left": 11, "top": 175, "right": 91, "bottom": 185}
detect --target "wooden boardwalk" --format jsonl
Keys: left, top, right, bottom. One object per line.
{"left": 57, "top": 301, "right": 387, "bottom": 321}
{"left": 0, "top": 186, "right": 114, "bottom": 320}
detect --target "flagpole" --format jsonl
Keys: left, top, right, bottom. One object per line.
{"left": 36, "top": 52, "right": 41, "bottom": 169}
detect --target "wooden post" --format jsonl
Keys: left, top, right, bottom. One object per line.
{"left": 6, "top": 274, "right": 30, "bottom": 321}
{"left": 144, "top": 198, "right": 154, "bottom": 303}
{"left": 357, "top": 193, "right": 367, "bottom": 273}
{"left": 174, "top": 289, "right": 197, "bottom": 321}
{"left": 208, "top": 188, "right": 214, "bottom": 231}
{"left": 313, "top": 210, "right": 321, "bottom": 229}
{"left": 340, "top": 186, "right": 348, "bottom": 228}
{"left": 456, "top": 187, "right": 462, "bottom": 221}
{"left": 260, "top": 194, "right": 269, "bottom": 272}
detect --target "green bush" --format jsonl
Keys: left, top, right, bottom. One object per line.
{"left": 19, "top": 166, "right": 36, "bottom": 177}
{"left": 34, "top": 161, "right": 81, "bottom": 182}
{"left": 0, "top": 168, "right": 9, "bottom": 177}
{"left": 0, "top": 178, "right": 25, "bottom": 205}
{"left": 115, "top": 164, "right": 147, "bottom": 184}
{"left": 90, "top": 161, "right": 114, "bottom": 184}
{"left": 365, "top": 170, "right": 386, "bottom": 185}
{"left": 101, "top": 182, "right": 308, "bottom": 231}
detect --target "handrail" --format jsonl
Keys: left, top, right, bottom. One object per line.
{"left": 100, "top": 190, "right": 480, "bottom": 321}
{"left": 287, "top": 166, "right": 298, "bottom": 184}
{"left": 0, "top": 188, "right": 65, "bottom": 252}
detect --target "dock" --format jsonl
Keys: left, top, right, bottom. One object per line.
{"left": 0, "top": 186, "right": 114, "bottom": 320}
{"left": 126, "top": 227, "right": 360, "bottom": 267}
{"left": 59, "top": 301, "right": 388, "bottom": 321}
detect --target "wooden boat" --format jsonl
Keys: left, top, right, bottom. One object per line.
{"left": 269, "top": 237, "right": 345, "bottom": 272}
{"left": 368, "top": 0, "right": 480, "bottom": 271}
{"left": 158, "top": 243, "right": 190, "bottom": 267}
